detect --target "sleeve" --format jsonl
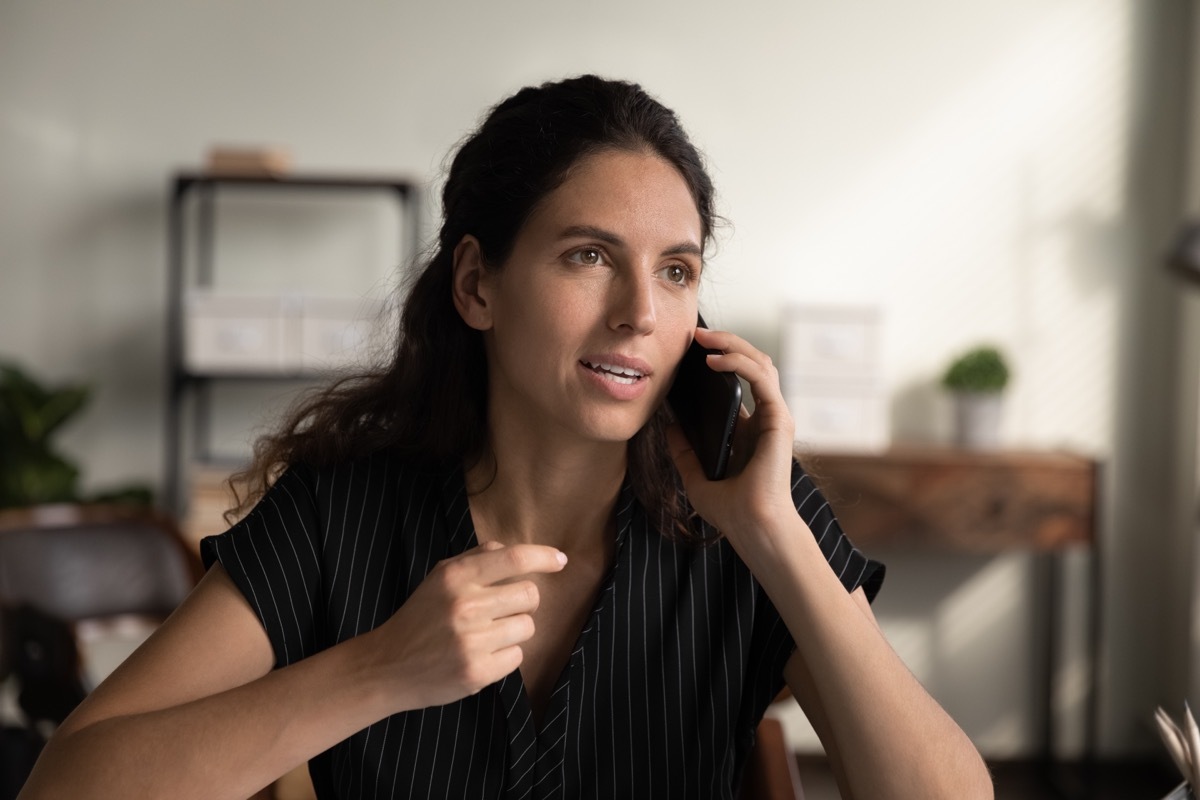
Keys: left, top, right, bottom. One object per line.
{"left": 789, "top": 459, "right": 885, "bottom": 604}
{"left": 200, "top": 464, "right": 324, "bottom": 669}
{"left": 744, "top": 459, "right": 885, "bottom": 721}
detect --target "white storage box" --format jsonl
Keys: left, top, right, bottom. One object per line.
{"left": 184, "top": 292, "right": 300, "bottom": 373}
{"left": 785, "top": 378, "right": 889, "bottom": 452}
{"left": 185, "top": 292, "right": 387, "bottom": 374}
{"left": 781, "top": 305, "right": 888, "bottom": 452}
{"left": 780, "top": 304, "right": 881, "bottom": 381}
{"left": 300, "top": 296, "right": 385, "bottom": 370}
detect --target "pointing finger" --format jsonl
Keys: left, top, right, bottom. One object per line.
{"left": 468, "top": 543, "right": 568, "bottom": 586}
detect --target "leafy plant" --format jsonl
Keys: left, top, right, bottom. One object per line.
{"left": 0, "top": 362, "right": 152, "bottom": 509}
{"left": 941, "top": 346, "right": 1010, "bottom": 393}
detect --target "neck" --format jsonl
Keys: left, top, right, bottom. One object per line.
{"left": 464, "top": 437, "right": 627, "bottom": 554}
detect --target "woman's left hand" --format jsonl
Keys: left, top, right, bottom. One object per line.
{"left": 665, "top": 326, "right": 798, "bottom": 546}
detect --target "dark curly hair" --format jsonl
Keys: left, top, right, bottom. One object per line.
{"left": 227, "top": 75, "right": 719, "bottom": 539}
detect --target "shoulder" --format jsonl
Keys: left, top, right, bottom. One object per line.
{"left": 283, "top": 449, "right": 446, "bottom": 503}
{"left": 224, "top": 450, "right": 450, "bottom": 547}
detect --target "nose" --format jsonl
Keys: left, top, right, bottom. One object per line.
{"left": 609, "top": 270, "right": 656, "bottom": 334}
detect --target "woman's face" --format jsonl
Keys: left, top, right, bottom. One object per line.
{"left": 477, "top": 149, "right": 704, "bottom": 448}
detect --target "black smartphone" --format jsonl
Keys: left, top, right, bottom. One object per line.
{"left": 667, "top": 315, "right": 742, "bottom": 481}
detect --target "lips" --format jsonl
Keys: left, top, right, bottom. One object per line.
{"left": 580, "top": 359, "right": 646, "bottom": 384}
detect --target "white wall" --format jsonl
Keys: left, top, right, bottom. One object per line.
{"left": 0, "top": 0, "right": 1191, "bottom": 757}
{"left": 1170, "top": 0, "right": 1200, "bottom": 750}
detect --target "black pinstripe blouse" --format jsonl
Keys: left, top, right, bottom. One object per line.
{"left": 201, "top": 452, "right": 883, "bottom": 799}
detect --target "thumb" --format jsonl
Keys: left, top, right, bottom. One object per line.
{"left": 457, "top": 540, "right": 504, "bottom": 559}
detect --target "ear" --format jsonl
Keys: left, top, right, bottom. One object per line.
{"left": 451, "top": 235, "right": 494, "bottom": 331}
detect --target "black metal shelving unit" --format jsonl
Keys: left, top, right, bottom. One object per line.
{"left": 164, "top": 172, "right": 420, "bottom": 515}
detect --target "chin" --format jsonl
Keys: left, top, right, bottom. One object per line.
{"left": 583, "top": 412, "right": 659, "bottom": 445}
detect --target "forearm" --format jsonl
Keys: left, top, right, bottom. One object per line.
{"left": 738, "top": 519, "right": 992, "bottom": 800}
{"left": 21, "top": 630, "right": 391, "bottom": 800}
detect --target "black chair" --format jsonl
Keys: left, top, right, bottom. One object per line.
{"left": 0, "top": 505, "right": 199, "bottom": 625}
{"left": 0, "top": 505, "right": 199, "bottom": 798}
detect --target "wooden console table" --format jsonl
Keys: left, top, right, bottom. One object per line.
{"left": 807, "top": 447, "right": 1098, "bottom": 553}
{"left": 807, "top": 446, "right": 1101, "bottom": 793}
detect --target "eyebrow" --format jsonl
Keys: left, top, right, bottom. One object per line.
{"left": 557, "top": 225, "right": 703, "bottom": 258}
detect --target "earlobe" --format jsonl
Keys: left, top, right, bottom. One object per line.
{"left": 451, "top": 235, "right": 493, "bottom": 331}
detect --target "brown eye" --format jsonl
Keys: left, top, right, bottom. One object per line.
{"left": 577, "top": 248, "right": 601, "bottom": 265}
{"left": 664, "top": 265, "right": 688, "bottom": 284}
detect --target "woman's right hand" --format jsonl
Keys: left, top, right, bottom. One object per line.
{"left": 365, "top": 541, "right": 567, "bottom": 711}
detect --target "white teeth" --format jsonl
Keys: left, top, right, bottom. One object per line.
{"left": 584, "top": 360, "right": 644, "bottom": 378}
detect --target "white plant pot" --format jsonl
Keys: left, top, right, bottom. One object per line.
{"left": 952, "top": 391, "right": 1003, "bottom": 450}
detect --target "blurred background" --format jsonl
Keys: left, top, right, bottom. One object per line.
{"left": 3, "top": 0, "right": 1200, "bottom": 796}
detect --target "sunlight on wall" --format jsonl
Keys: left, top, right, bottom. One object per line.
{"left": 752, "top": 3, "right": 1133, "bottom": 455}
{"left": 937, "top": 555, "right": 1039, "bottom": 754}
{"left": 768, "top": 4, "right": 1140, "bottom": 755}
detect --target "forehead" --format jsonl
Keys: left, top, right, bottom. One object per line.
{"left": 521, "top": 149, "right": 703, "bottom": 250}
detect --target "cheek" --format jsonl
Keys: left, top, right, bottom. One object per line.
{"left": 528, "top": 281, "right": 605, "bottom": 337}
{"left": 495, "top": 283, "right": 591, "bottom": 363}
{"left": 659, "top": 314, "right": 696, "bottom": 384}
{"left": 499, "top": 279, "right": 560, "bottom": 332}
{"left": 665, "top": 298, "right": 698, "bottom": 349}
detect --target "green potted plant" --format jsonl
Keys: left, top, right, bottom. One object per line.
{"left": 941, "top": 345, "right": 1011, "bottom": 450}
{"left": 0, "top": 362, "right": 152, "bottom": 510}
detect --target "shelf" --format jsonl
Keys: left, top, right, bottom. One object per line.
{"left": 173, "top": 172, "right": 418, "bottom": 193}
{"left": 163, "top": 171, "right": 420, "bottom": 515}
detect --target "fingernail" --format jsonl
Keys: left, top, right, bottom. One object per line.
{"left": 556, "top": 550, "right": 568, "bottom": 566}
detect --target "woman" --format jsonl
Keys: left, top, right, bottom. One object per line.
{"left": 20, "top": 75, "right": 992, "bottom": 799}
